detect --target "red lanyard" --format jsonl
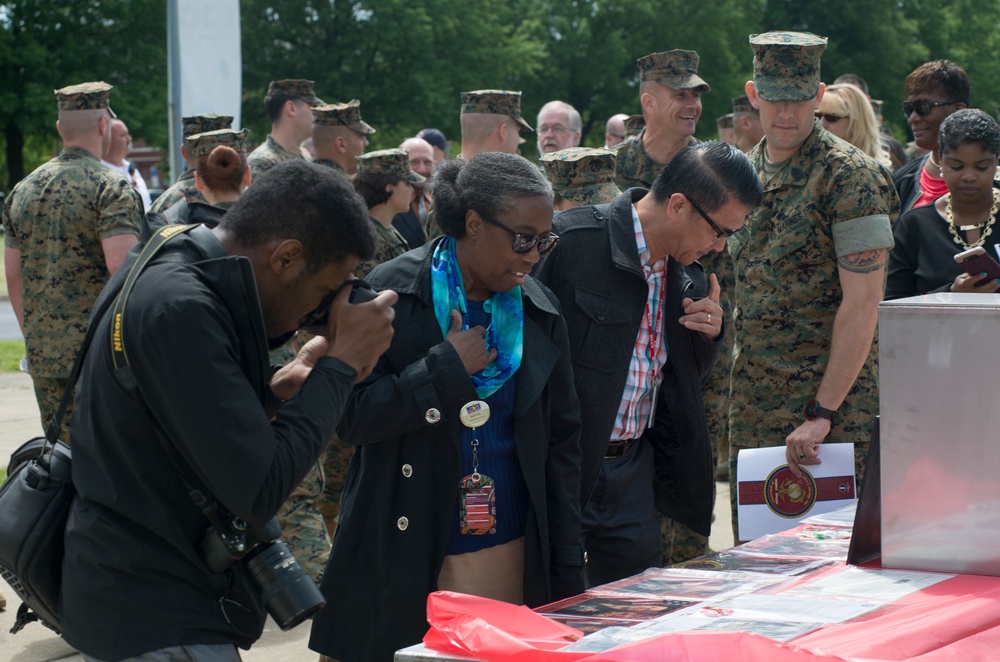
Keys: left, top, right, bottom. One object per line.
{"left": 644, "top": 259, "right": 667, "bottom": 360}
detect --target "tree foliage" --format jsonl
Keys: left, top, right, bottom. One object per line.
{"left": 3, "top": 0, "right": 1000, "bottom": 188}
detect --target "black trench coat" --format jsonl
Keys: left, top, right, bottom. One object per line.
{"left": 309, "top": 239, "right": 585, "bottom": 662}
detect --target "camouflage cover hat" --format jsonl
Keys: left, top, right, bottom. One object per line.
{"left": 539, "top": 147, "right": 621, "bottom": 206}
{"left": 312, "top": 100, "right": 376, "bottom": 134}
{"left": 750, "top": 31, "right": 828, "bottom": 102}
{"left": 54, "top": 81, "right": 116, "bottom": 117}
{"left": 717, "top": 114, "right": 734, "bottom": 129}
{"left": 460, "top": 90, "right": 533, "bottom": 132}
{"left": 265, "top": 79, "right": 324, "bottom": 106}
{"left": 186, "top": 128, "right": 249, "bottom": 159}
{"left": 182, "top": 114, "right": 234, "bottom": 139}
{"left": 625, "top": 114, "right": 646, "bottom": 138}
{"left": 355, "top": 148, "right": 426, "bottom": 183}
{"left": 637, "top": 50, "right": 710, "bottom": 92}
{"left": 732, "top": 95, "right": 757, "bottom": 115}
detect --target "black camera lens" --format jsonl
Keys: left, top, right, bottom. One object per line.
{"left": 348, "top": 279, "right": 377, "bottom": 304}
{"left": 244, "top": 540, "right": 325, "bottom": 630}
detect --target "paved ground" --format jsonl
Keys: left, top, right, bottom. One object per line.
{"left": 0, "top": 370, "right": 735, "bottom": 660}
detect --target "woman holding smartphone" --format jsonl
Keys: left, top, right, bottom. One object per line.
{"left": 886, "top": 109, "right": 1000, "bottom": 299}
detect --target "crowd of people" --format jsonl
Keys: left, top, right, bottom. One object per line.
{"left": 1, "top": 25, "right": 997, "bottom": 662}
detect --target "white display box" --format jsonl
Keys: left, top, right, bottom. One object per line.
{"left": 879, "top": 293, "right": 1000, "bottom": 575}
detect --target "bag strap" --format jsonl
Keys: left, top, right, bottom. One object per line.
{"left": 41, "top": 224, "right": 209, "bottom": 447}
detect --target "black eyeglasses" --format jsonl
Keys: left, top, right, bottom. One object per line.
{"left": 479, "top": 212, "right": 560, "bottom": 256}
{"left": 686, "top": 196, "right": 740, "bottom": 241}
{"left": 901, "top": 99, "right": 958, "bottom": 118}
{"left": 816, "top": 112, "right": 847, "bottom": 123}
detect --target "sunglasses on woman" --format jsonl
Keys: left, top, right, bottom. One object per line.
{"left": 815, "top": 112, "right": 847, "bottom": 123}
{"left": 901, "top": 99, "right": 958, "bottom": 118}
{"left": 479, "top": 213, "right": 560, "bottom": 256}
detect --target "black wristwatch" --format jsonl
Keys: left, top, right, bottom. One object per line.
{"left": 804, "top": 399, "right": 837, "bottom": 423}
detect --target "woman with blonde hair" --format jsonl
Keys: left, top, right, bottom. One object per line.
{"left": 816, "top": 83, "right": 892, "bottom": 169}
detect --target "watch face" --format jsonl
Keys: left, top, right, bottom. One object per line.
{"left": 805, "top": 400, "right": 817, "bottom": 419}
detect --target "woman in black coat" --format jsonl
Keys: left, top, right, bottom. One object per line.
{"left": 310, "top": 152, "right": 585, "bottom": 662}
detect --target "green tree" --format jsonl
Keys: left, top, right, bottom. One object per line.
{"left": 0, "top": 0, "right": 167, "bottom": 190}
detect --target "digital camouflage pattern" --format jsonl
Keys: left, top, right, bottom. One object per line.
{"left": 624, "top": 114, "right": 645, "bottom": 138}
{"left": 356, "top": 217, "right": 409, "bottom": 279}
{"left": 313, "top": 157, "right": 347, "bottom": 176}
{"left": 187, "top": 128, "right": 249, "bottom": 159}
{"left": 356, "top": 148, "right": 425, "bottom": 182}
{"left": 732, "top": 95, "right": 757, "bottom": 115}
{"left": 660, "top": 516, "right": 708, "bottom": 566}
{"left": 717, "top": 114, "right": 734, "bottom": 129}
{"left": 699, "top": 248, "right": 735, "bottom": 477}
{"left": 248, "top": 135, "right": 302, "bottom": 179}
{"left": 3, "top": 147, "right": 141, "bottom": 433}
{"left": 182, "top": 113, "right": 234, "bottom": 138}
{"left": 265, "top": 78, "right": 324, "bottom": 106}
{"left": 33, "top": 376, "right": 71, "bottom": 442}
{"left": 54, "top": 81, "right": 114, "bottom": 114}
{"left": 149, "top": 170, "right": 203, "bottom": 213}
{"left": 277, "top": 460, "right": 330, "bottom": 583}
{"left": 540, "top": 147, "right": 621, "bottom": 205}
{"left": 637, "top": 50, "right": 710, "bottom": 92}
{"left": 312, "top": 100, "right": 376, "bottom": 134}
{"left": 750, "top": 31, "right": 828, "bottom": 102}
{"left": 726, "top": 123, "right": 898, "bottom": 539}
{"left": 614, "top": 128, "right": 697, "bottom": 190}
{"left": 460, "top": 89, "right": 534, "bottom": 131}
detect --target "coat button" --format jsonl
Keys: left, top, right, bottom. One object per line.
{"left": 596, "top": 312, "right": 606, "bottom": 321}
{"left": 401, "top": 464, "right": 413, "bottom": 478}
{"left": 425, "top": 408, "right": 441, "bottom": 424}
{"left": 397, "top": 516, "right": 409, "bottom": 531}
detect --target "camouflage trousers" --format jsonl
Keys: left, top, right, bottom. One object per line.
{"left": 277, "top": 459, "right": 331, "bottom": 583}
{"left": 728, "top": 442, "right": 869, "bottom": 544}
{"left": 700, "top": 248, "right": 734, "bottom": 479}
{"left": 318, "top": 435, "right": 355, "bottom": 540}
{"left": 32, "top": 375, "right": 71, "bottom": 442}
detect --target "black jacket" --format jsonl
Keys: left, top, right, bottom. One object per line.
{"left": 892, "top": 153, "right": 929, "bottom": 215}
{"left": 61, "top": 229, "right": 354, "bottom": 659}
{"left": 310, "top": 238, "right": 584, "bottom": 662}
{"left": 534, "top": 189, "right": 721, "bottom": 535}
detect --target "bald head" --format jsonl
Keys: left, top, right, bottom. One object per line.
{"left": 400, "top": 137, "right": 435, "bottom": 178}
{"left": 605, "top": 113, "right": 629, "bottom": 147}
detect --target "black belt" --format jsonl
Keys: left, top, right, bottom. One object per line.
{"left": 604, "top": 438, "right": 638, "bottom": 459}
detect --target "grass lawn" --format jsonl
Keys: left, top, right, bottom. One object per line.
{"left": 0, "top": 340, "right": 24, "bottom": 372}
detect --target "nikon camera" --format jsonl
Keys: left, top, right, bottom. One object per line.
{"left": 200, "top": 515, "right": 324, "bottom": 630}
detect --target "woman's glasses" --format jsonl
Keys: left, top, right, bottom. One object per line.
{"left": 901, "top": 99, "right": 958, "bottom": 118}
{"left": 815, "top": 112, "right": 847, "bottom": 123}
{"left": 479, "top": 213, "right": 560, "bottom": 256}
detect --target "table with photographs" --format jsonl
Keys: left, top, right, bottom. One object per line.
{"left": 397, "top": 504, "right": 1000, "bottom": 660}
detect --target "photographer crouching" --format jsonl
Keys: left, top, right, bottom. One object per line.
{"left": 59, "top": 160, "right": 397, "bottom": 662}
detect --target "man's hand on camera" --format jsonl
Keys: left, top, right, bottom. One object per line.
{"left": 327, "top": 285, "right": 398, "bottom": 382}
{"left": 269, "top": 336, "right": 330, "bottom": 401}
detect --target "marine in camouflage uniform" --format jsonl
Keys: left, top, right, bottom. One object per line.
{"left": 727, "top": 32, "right": 898, "bottom": 541}
{"left": 149, "top": 114, "right": 234, "bottom": 213}
{"left": 310, "top": 100, "right": 376, "bottom": 177}
{"left": 248, "top": 79, "right": 324, "bottom": 180}
{"left": 158, "top": 128, "right": 248, "bottom": 228}
{"left": 614, "top": 51, "right": 708, "bottom": 192}
{"left": 2, "top": 82, "right": 142, "bottom": 440}
{"left": 539, "top": 147, "right": 621, "bottom": 210}
{"left": 318, "top": 149, "right": 423, "bottom": 541}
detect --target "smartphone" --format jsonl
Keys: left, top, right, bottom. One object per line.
{"left": 954, "top": 246, "right": 1000, "bottom": 285}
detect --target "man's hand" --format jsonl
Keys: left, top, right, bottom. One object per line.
{"left": 326, "top": 286, "right": 398, "bottom": 382}
{"left": 269, "top": 335, "right": 330, "bottom": 401}
{"left": 681, "top": 273, "right": 723, "bottom": 341}
{"left": 445, "top": 309, "right": 496, "bottom": 375}
{"left": 785, "top": 418, "right": 831, "bottom": 478}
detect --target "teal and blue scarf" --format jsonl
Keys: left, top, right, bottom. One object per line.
{"left": 430, "top": 237, "right": 523, "bottom": 398}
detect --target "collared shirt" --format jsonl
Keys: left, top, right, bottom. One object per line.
{"left": 610, "top": 204, "right": 669, "bottom": 441}
{"left": 102, "top": 158, "right": 152, "bottom": 211}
